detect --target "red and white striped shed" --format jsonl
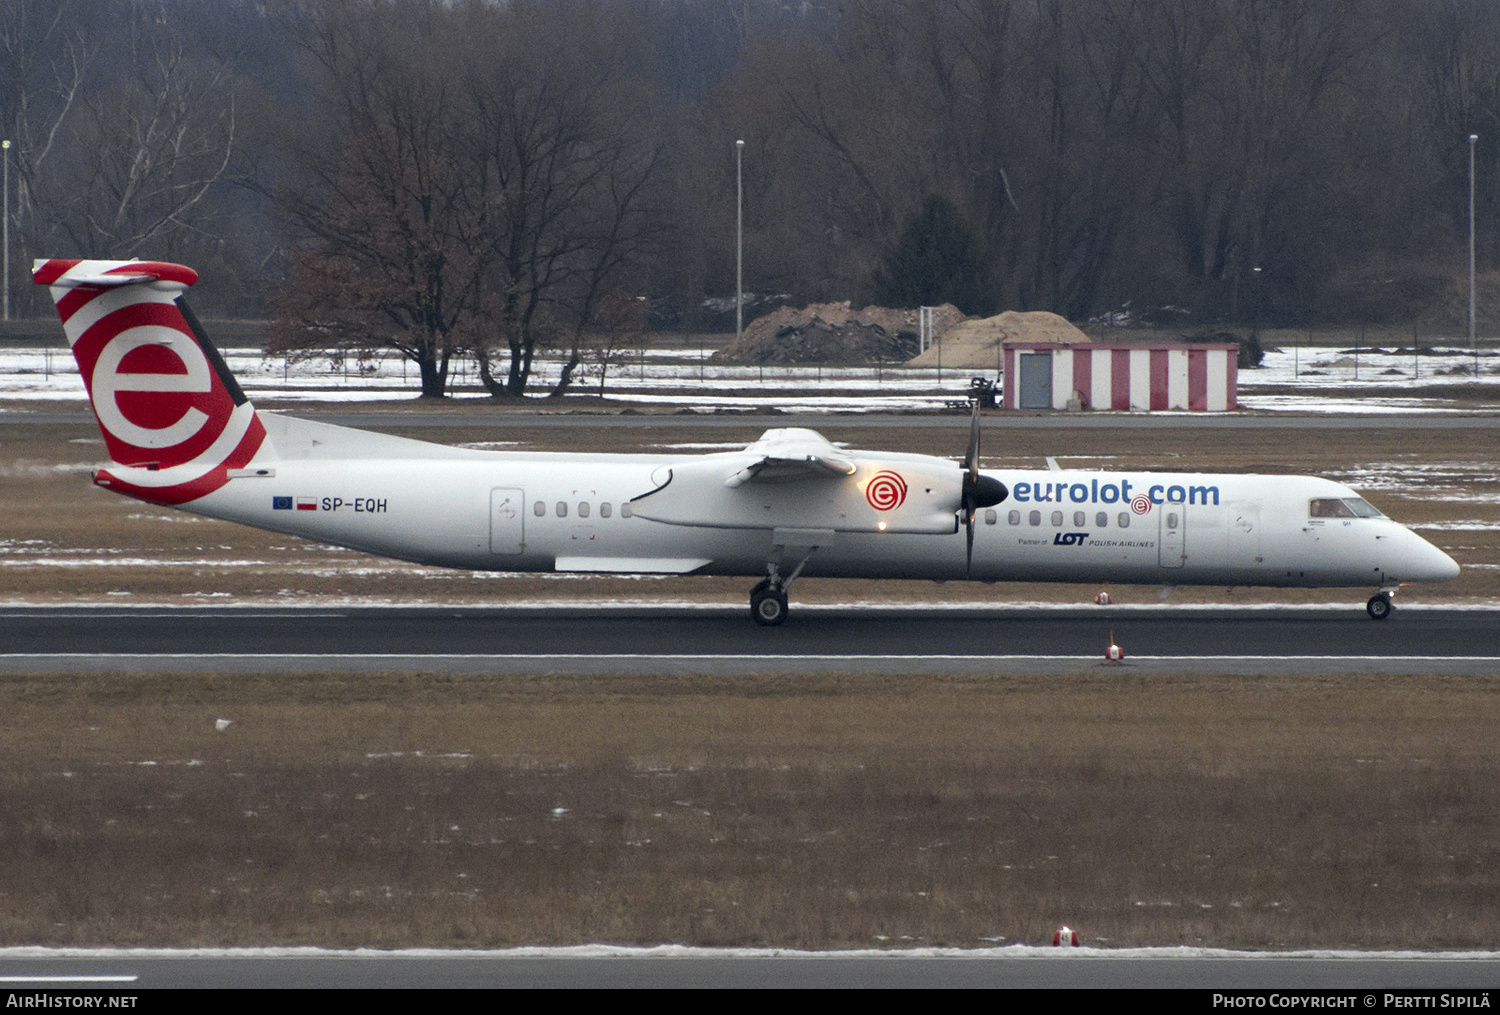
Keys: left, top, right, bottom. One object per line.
{"left": 1002, "top": 342, "right": 1238, "bottom": 412}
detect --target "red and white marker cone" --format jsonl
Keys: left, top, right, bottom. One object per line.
{"left": 1054, "top": 925, "right": 1080, "bottom": 946}
{"left": 1105, "top": 631, "right": 1124, "bottom": 662}
{"left": 1095, "top": 591, "right": 1111, "bottom": 606}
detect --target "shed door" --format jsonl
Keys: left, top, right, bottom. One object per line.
{"left": 1018, "top": 353, "right": 1054, "bottom": 409}
{"left": 490, "top": 488, "right": 525, "bottom": 554}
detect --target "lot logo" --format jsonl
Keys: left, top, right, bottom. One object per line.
{"left": 1131, "top": 494, "right": 1153, "bottom": 515}
{"left": 1054, "top": 531, "right": 1089, "bottom": 546}
{"left": 866, "top": 470, "right": 908, "bottom": 511}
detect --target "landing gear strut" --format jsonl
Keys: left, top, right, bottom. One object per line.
{"left": 1366, "top": 590, "right": 1395, "bottom": 620}
{"left": 749, "top": 549, "right": 817, "bottom": 626}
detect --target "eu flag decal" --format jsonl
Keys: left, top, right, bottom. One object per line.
{"left": 273, "top": 496, "right": 292, "bottom": 510}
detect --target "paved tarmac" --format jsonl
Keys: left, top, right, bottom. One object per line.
{"left": 3, "top": 605, "right": 1497, "bottom": 675}
{"left": 2, "top": 949, "right": 1500, "bottom": 989}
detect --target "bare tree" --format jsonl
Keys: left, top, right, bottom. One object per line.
{"left": 460, "top": 0, "right": 664, "bottom": 398}
{"left": 270, "top": 0, "right": 490, "bottom": 398}
{"left": 42, "top": 16, "right": 235, "bottom": 259}
{"left": 0, "top": 0, "right": 95, "bottom": 311}
{"left": 576, "top": 287, "right": 647, "bottom": 399}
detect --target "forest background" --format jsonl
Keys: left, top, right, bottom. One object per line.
{"left": 4, "top": 0, "right": 1499, "bottom": 395}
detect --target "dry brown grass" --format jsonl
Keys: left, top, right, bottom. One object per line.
{"left": 1, "top": 669, "right": 1497, "bottom": 949}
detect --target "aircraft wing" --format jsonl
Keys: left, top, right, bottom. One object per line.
{"left": 631, "top": 427, "right": 962, "bottom": 535}
{"left": 724, "top": 452, "right": 855, "bottom": 487}
{"left": 724, "top": 427, "right": 856, "bottom": 487}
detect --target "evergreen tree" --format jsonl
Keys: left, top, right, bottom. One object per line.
{"left": 873, "top": 196, "right": 990, "bottom": 314}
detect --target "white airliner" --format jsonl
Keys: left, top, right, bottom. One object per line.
{"left": 35, "top": 257, "right": 1459, "bottom": 623}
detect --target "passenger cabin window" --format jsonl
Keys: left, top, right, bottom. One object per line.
{"left": 556, "top": 501, "right": 568, "bottom": 518}
{"left": 534, "top": 501, "right": 546, "bottom": 517}
{"left": 1096, "top": 512, "right": 1108, "bottom": 527}
{"left": 1008, "top": 510, "right": 1021, "bottom": 525}
{"left": 1118, "top": 512, "right": 1129, "bottom": 528}
{"left": 1074, "top": 511, "right": 1086, "bottom": 527}
{"left": 1050, "top": 510, "right": 1064, "bottom": 527}
{"left": 578, "top": 502, "right": 590, "bottom": 518}
{"left": 984, "top": 509, "right": 997, "bottom": 525}
{"left": 600, "top": 503, "right": 612, "bottom": 518}
{"left": 1029, "top": 510, "right": 1041, "bottom": 526}
{"left": 620, "top": 503, "right": 633, "bottom": 518}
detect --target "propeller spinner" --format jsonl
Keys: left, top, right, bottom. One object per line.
{"left": 961, "top": 398, "right": 1007, "bottom": 574}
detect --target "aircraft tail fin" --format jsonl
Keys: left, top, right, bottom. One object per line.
{"left": 33, "top": 258, "right": 270, "bottom": 505}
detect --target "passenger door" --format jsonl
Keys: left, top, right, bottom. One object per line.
{"left": 489, "top": 488, "right": 525, "bottom": 554}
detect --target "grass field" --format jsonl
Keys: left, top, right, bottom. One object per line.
{"left": 2, "top": 669, "right": 1497, "bottom": 949}
{"left": 1, "top": 412, "right": 1498, "bottom": 949}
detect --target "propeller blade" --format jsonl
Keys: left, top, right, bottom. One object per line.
{"left": 966, "top": 398, "right": 981, "bottom": 484}
{"left": 964, "top": 505, "right": 975, "bottom": 576}
{"left": 960, "top": 395, "right": 1005, "bottom": 577}
{"left": 959, "top": 395, "right": 1008, "bottom": 511}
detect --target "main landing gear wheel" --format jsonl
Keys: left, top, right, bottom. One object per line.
{"left": 1366, "top": 592, "right": 1394, "bottom": 620}
{"left": 751, "top": 586, "right": 789, "bottom": 626}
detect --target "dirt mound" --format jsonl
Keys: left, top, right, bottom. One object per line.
{"left": 907, "top": 310, "right": 1088, "bottom": 368}
{"left": 711, "top": 302, "right": 965, "bottom": 364}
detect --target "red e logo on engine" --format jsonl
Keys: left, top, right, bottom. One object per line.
{"left": 865, "top": 470, "right": 908, "bottom": 511}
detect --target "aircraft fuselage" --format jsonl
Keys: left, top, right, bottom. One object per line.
{"left": 169, "top": 429, "right": 1456, "bottom": 591}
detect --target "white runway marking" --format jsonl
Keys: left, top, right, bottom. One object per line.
{"left": 4, "top": 652, "right": 1498, "bottom": 675}
{"left": 0, "top": 975, "right": 139, "bottom": 983}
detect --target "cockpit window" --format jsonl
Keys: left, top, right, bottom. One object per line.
{"left": 1310, "top": 497, "right": 1383, "bottom": 519}
{"left": 1310, "top": 498, "right": 1356, "bottom": 518}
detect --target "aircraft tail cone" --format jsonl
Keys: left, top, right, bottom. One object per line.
{"left": 1054, "top": 926, "right": 1080, "bottom": 946}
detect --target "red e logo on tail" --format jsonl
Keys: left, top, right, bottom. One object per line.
{"left": 36, "top": 257, "right": 265, "bottom": 506}
{"left": 74, "top": 304, "right": 235, "bottom": 468}
{"left": 92, "top": 330, "right": 214, "bottom": 449}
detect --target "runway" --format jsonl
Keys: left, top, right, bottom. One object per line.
{"left": 3, "top": 604, "right": 1497, "bottom": 675}
{"left": 4, "top": 947, "right": 1500, "bottom": 989}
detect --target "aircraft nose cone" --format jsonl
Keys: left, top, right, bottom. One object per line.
{"left": 1405, "top": 531, "right": 1460, "bottom": 583}
{"left": 1431, "top": 546, "right": 1461, "bottom": 582}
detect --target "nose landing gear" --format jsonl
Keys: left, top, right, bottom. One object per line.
{"left": 1366, "top": 588, "right": 1396, "bottom": 620}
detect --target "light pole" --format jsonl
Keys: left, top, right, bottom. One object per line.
{"left": 1469, "top": 133, "right": 1478, "bottom": 369}
{"left": 2, "top": 139, "right": 10, "bottom": 323}
{"left": 736, "top": 139, "right": 744, "bottom": 344}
